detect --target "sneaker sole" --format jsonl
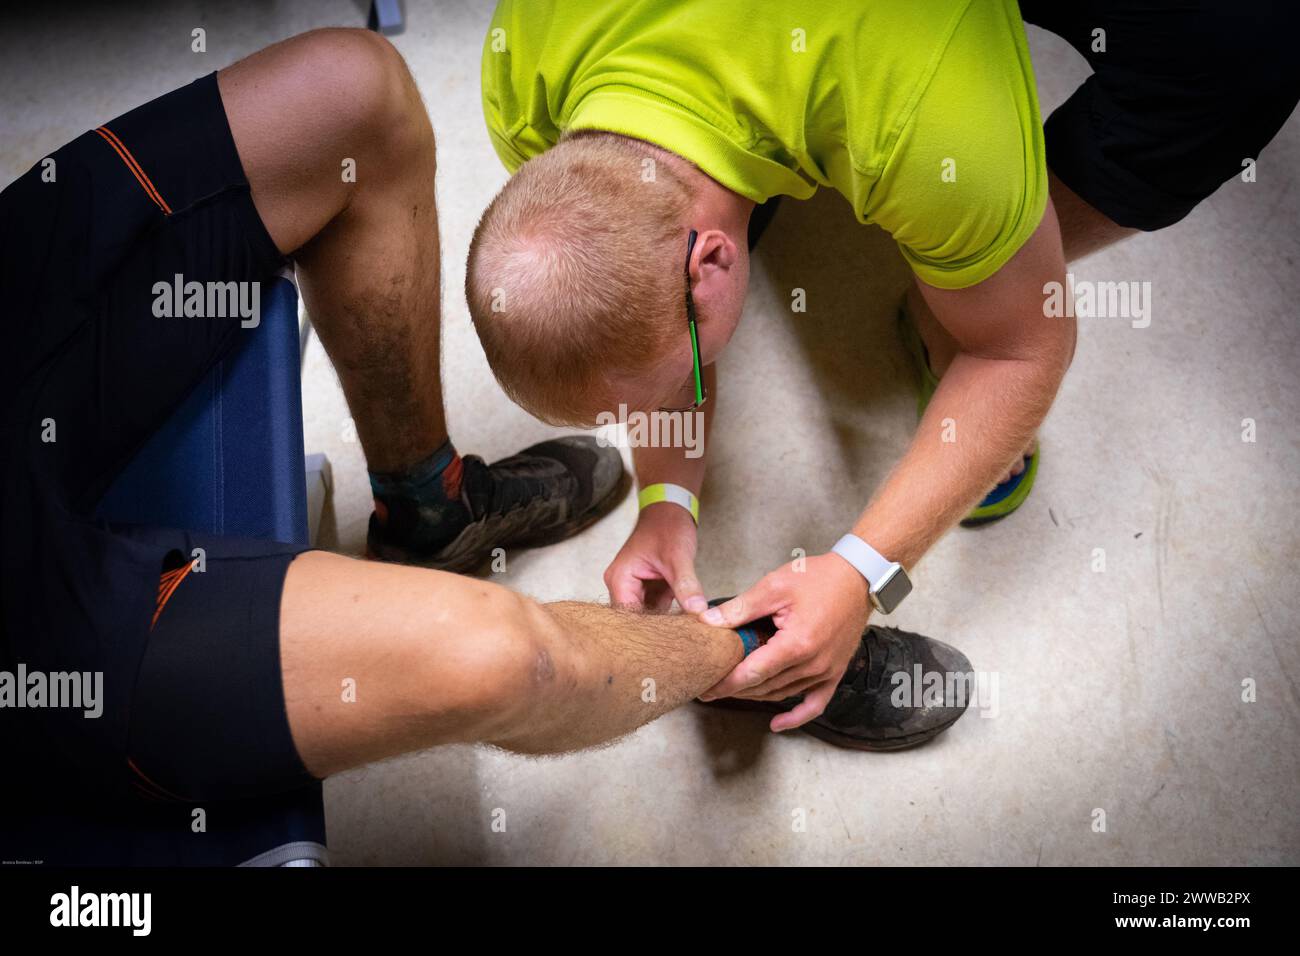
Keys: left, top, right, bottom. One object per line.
{"left": 694, "top": 696, "right": 966, "bottom": 752}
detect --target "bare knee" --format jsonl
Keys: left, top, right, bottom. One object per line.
{"left": 220, "top": 26, "right": 435, "bottom": 252}
{"left": 296, "top": 28, "right": 426, "bottom": 148}
{"left": 429, "top": 588, "right": 571, "bottom": 745}
{"left": 227, "top": 26, "right": 431, "bottom": 171}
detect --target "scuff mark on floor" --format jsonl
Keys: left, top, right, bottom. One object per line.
{"left": 1146, "top": 467, "right": 1177, "bottom": 625}
{"left": 1163, "top": 727, "right": 1180, "bottom": 768}
{"left": 1122, "top": 597, "right": 1142, "bottom": 716}
{"left": 1243, "top": 577, "right": 1300, "bottom": 718}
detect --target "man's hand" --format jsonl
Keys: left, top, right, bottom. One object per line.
{"left": 698, "top": 553, "right": 870, "bottom": 731}
{"left": 604, "top": 503, "right": 707, "bottom": 612}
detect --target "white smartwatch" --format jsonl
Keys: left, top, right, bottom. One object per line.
{"left": 830, "top": 533, "right": 912, "bottom": 614}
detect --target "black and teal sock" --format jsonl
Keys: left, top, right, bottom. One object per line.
{"left": 369, "top": 439, "right": 472, "bottom": 550}
{"left": 708, "top": 597, "right": 775, "bottom": 657}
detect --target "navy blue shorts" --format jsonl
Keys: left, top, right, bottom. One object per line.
{"left": 0, "top": 72, "right": 316, "bottom": 809}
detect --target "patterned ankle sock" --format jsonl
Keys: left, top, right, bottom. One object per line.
{"left": 369, "top": 439, "right": 471, "bottom": 547}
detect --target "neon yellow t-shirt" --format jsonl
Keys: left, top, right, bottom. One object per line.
{"left": 481, "top": 0, "right": 1047, "bottom": 290}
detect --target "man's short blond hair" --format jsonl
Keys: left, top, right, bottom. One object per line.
{"left": 467, "top": 132, "right": 694, "bottom": 425}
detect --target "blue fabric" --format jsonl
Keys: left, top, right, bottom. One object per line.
{"left": 94, "top": 275, "right": 325, "bottom": 864}
{"left": 98, "top": 276, "right": 308, "bottom": 544}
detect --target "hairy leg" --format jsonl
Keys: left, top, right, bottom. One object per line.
{"left": 212, "top": 30, "right": 718, "bottom": 775}
{"left": 279, "top": 552, "right": 743, "bottom": 776}
{"left": 218, "top": 28, "right": 444, "bottom": 472}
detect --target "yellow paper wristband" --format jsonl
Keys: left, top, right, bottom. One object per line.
{"left": 637, "top": 483, "right": 699, "bottom": 524}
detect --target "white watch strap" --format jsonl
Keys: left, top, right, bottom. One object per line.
{"left": 830, "top": 533, "right": 894, "bottom": 589}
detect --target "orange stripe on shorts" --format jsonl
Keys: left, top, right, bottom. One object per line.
{"left": 94, "top": 125, "right": 172, "bottom": 215}
{"left": 151, "top": 562, "right": 193, "bottom": 631}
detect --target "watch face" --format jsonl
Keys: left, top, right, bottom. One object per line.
{"left": 872, "top": 565, "right": 913, "bottom": 614}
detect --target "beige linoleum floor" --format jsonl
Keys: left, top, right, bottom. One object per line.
{"left": 3, "top": 0, "right": 1297, "bottom": 865}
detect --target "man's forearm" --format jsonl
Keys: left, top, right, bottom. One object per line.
{"left": 851, "top": 350, "right": 1065, "bottom": 569}
{"left": 632, "top": 443, "right": 707, "bottom": 494}
{"left": 630, "top": 363, "right": 715, "bottom": 493}
{"left": 853, "top": 199, "right": 1073, "bottom": 571}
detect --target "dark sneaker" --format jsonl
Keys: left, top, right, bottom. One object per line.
{"left": 700, "top": 619, "right": 974, "bottom": 751}
{"left": 367, "top": 436, "right": 627, "bottom": 573}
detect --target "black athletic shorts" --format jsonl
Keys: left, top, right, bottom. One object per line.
{"left": 1019, "top": 0, "right": 1300, "bottom": 230}
{"left": 0, "top": 72, "right": 316, "bottom": 809}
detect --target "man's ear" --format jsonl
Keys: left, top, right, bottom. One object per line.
{"left": 687, "top": 227, "right": 747, "bottom": 352}
{"left": 691, "top": 228, "right": 738, "bottom": 284}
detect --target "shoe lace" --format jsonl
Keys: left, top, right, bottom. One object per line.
{"left": 462, "top": 454, "right": 561, "bottom": 521}
{"left": 843, "top": 627, "right": 902, "bottom": 695}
